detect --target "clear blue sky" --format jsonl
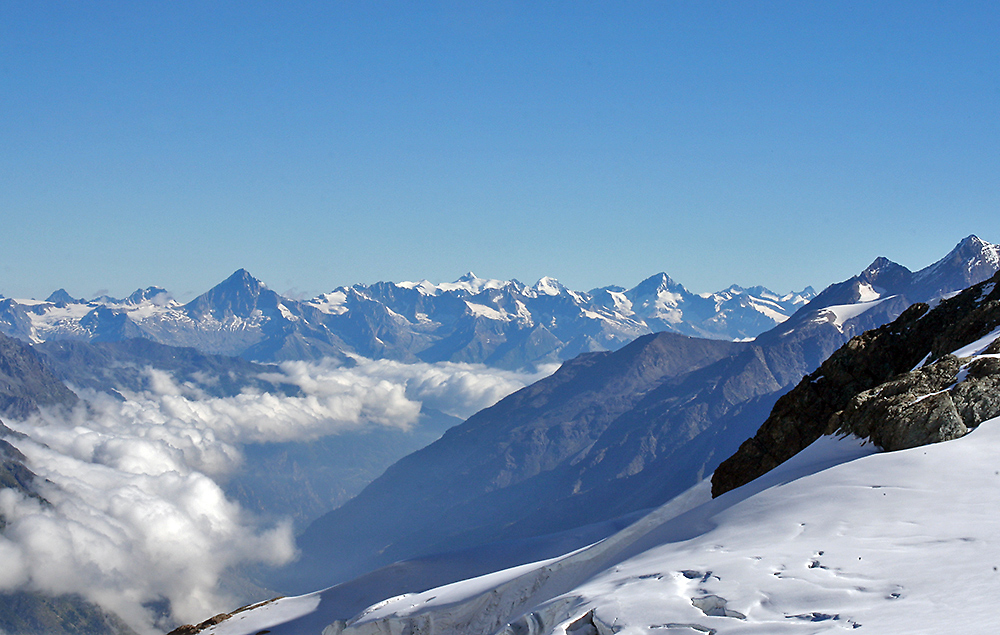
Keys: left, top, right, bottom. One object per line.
{"left": 2, "top": 1, "right": 997, "bottom": 300}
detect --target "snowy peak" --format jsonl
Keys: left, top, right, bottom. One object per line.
{"left": 305, "top": 289, "right": 350, "bottom": 315}
{"left": 398, "top": 272, "right": 508, "bottom": 296}
{"left": 125, "top": 286, "right": 170, "bottom": 306}
{"left": 630, "top": 272, "right": 684, "bottom": 296}
{"left": 609, "top": 272, "right": 814, "bottom": 340}
{"left": 184, "top": 268, "right": 274, "bottom": 319}
{"left": 913, "top": 234, "right": 1000, "bottom": 294}
{"left": 532, "top": 276, "right": 566, "bottom": 296}
{"left": 773, "top": 236, "right": 1000, "bottom": 340}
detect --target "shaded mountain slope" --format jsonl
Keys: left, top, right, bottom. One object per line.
{"left": 33, "top": 338, "right": 300, "bottom": 398}
{"left": 0, "top": 332, "right": 78, "bottom": 419}
{"left": 283, "top": 332, "right": 744, "bottom": 590}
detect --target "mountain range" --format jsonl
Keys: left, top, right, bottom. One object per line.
{"left": 0, "top": 270, "right": 814, "bottom": 368}
{"left": 183, "top": 243, "right": 1000, "bottom": 635}
{"left": 273, "top": 235, "right": 1000, "bottom": 596}
{"left": 0, "top": 235, "right": 998, "bottom": 635}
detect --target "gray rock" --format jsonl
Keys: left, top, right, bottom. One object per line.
{"left": 713, "top": 268, "right": 1000, "bottom": 497}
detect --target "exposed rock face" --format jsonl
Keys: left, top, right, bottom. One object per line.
{"left": 834, "top": 348, "right": 1000, "bottom": 451}
{"left": 712, "top": 270, "right": 1000, "bottom": 498}
{"left": 0, "top": 331, "right": 78, "bottom": 418}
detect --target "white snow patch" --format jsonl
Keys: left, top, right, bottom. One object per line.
{"left": 813, "top": 296, "right": 893, "bottom": 329}
{"left": 204, "top": 595, "right": 323, "bottom": 635}
{"left": 533, "top": 277, "right": 565, "bottom": 296}
{"left": 306, "top": 291, "right": 350, "bottom": 315}
{"left": 464, "top": 301, "right": 508, "bottom": 321}
{"left": 856, "top": 282, "right": 882, "bottom": 302}
{"left": 747, "top": 298, "right": 787, "bottom": 323}
{"left": 607, "top": 291, "right": 633, "bottom": 316}
{"left": 277, "top": 303, "right": 298, "bottom": 322}
{"left": 405, "top": 274, "right": 508, "bottom": 296}
{"left": 951, "top": 326, "right": 1000, "bottom": 358}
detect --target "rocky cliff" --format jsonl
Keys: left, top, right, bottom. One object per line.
{"left": 713, "top": 270, "right": 1000, "bottom": 497}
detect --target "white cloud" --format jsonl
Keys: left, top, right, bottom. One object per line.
{"left": 0, "top": 355, "right": 554, "bottom": 633}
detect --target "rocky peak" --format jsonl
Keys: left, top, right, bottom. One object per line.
{"left": 45, "top": 289, "right": 82, "bottom": 305}
{"left": 859, "top": 256, "right": 911, "bottom": 288}
{"left": 630, "top": 272, "right": 683, "bottom": 295}
{"left": 712, "top": 269, "right": 1000, "bottom": 498}
{"left": 183, "top": 269, "right": 274, "bottom": 319}
{"left": 125, "top": 286, "right": 170, "bottom": 305}
{"left": 911, "top": 235, "right": 1000, "bottom": 298}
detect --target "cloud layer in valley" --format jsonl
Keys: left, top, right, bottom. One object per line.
{"left": 0, "top": 356, "right": 553, "bottom": 633}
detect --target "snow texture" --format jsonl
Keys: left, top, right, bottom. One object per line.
{"left": 813, "top": 296, "right": 892, "bottom": 329}
{"left": 205, "top": 418, "right": 1000, "bottom": 635}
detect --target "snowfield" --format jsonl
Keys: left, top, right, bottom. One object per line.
{"left": 811, "top": 297, "right": 893, "bottom": 330}
{"left": 204, "top": 416, "right": 1000, "bottom": 635}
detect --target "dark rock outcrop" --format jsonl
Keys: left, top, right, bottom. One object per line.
{"left": 833, "top": 346, "right": 1000, "bottom": 451}
{"left": 712, "top": 270, "right": 1000, "bottom": 497}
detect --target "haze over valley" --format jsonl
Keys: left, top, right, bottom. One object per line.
{"left": 3, "top": 3, "right": 998, "bottom": 634}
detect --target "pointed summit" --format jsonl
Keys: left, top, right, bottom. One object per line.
{"left": 223, "top": 268, "right": 266, "bottom": 289}
{"left": 913, "top": 235, "right": 1000, "bottom": 297}
{"left": 456, "top": 272, "right": 479, "bottom": 283}
{"left": 859, "top": 256, "right": 911, "bottom": 289}
{"left": 629, "top": 272, "right": 684, "bottom": 297}
{"left": 45, "top": 289, "right": 81, "bottom": 305}
{"left": 184, "top": 269, "right": 277, "bottom": 319}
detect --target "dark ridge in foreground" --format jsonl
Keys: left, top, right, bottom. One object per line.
{"left": 713, "top": 269, "right": 1000, "bottom": 497}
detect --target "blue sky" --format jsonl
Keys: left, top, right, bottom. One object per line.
{"left": 2, "top": 1, "right": 997, "bottom": 301}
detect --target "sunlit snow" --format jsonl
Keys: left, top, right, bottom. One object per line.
{"left": 813, "top": 297, "right": 893, "bottom": 329}
{"left": 205, "top": 417, "right": 1000, "bottom": 635}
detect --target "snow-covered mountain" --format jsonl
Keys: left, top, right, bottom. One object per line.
{"left": 760, "top": 234, "right": 1000, "bottom": 342}
{"left": 263, "top": 237, "right": 1000, "bottom": 596}
{"left": 190, "top": 270, "right": 1000, "bottom": 634}
{"left": 0, "top": 270, "right": 814, "bottom": 368}
{"left": 10, "top": 237, "right": 995, "bottom": 371}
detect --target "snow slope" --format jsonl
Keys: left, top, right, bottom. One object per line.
{"left": 811, "top": 296, "right": 893, "bottom": 329}
{"left": 202, "top": 416, "right": 1000, "bottom": 634}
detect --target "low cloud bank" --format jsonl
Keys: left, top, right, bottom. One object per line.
{"left": 0, "top": 356, "right": 554, "bottom": 633}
